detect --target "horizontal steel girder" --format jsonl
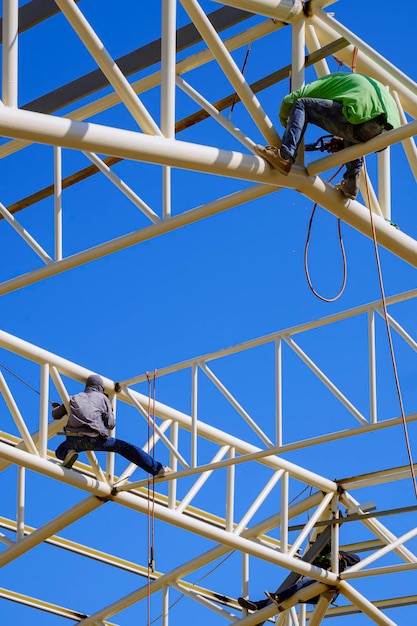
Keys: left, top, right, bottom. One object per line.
{"left": 0, "top": 108, "right": 416, "bottom": 270}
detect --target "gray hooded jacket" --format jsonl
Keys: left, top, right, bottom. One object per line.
{"left": 52, "top": 374, "right": 115, "bottom": 438}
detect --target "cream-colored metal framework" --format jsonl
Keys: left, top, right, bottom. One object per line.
{"left": 1, "top": 0, "right": 417, "bottom": 624}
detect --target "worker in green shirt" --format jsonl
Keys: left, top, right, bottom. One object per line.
{"left": 255, "top": 72, "right": 400, "bottom": 200}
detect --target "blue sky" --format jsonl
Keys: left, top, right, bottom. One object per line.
{"left": 0, "top": 1, "right": 417, "bottom": 624}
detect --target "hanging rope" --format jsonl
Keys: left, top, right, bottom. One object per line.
{"left": 228, "top": 42, "right": 252, "bottom": 120}
{"left": 304, "top": 165, "right": 347, "bottom": 302}
{"left": 363, "top": 159, "right": 417, "bottom": 499}
{"left": 147, "top": 370, "right": 157, "bottom": 626}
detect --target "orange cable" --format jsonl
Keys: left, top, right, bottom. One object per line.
{"left": 363, "top": 159, "right": 417, "bottom": 499}
{"left": 304, "top": 165, "right": 347, "bottom": 302}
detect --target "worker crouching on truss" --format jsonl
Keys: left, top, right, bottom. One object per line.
{"left": 52, "top": 373, "right": 172, "bottom": 477}
{"left": 255, "top": 72, "right": 400, "bottom": 200}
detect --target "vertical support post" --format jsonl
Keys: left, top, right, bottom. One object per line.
{"left": 106, "top": 394, "right": 116, "bottom": 484}
{"left": 368, "top": 308, "right": 377, "bottom": 424}
{"left": 168, "top": 421, "right": 178, "bottom": 509}
{"left": 226, "top": 446, "right": 235, "bottom": 532}
{"left": 299, "top": 603, "right": 307, "bottom": 626}
{"left": 331, "top": 492, "right": 340, "bottom": 575}
{"left": 39, "top": 363, "right": 49, "bottom": 459}
{"left": 161, "top": 0, "right": 176, "bottom": 219}
{"left": 275, "top": 338, "right": 283, "bottom": 446}
{"left": 54, "top": 146, "right": 63, "bottom": 261}
{"left": 191, "top": 363, "right": 198, "bottom": 468}
{"left": 241, "top": 552, "right": 249, "bottom": 616}
{"left": 291, "top": 15, "right": 305, "bottom": 165}
{"left": 305, "top": 23, "right": 329, "bottom": 78}
{"left": 280, "top": 471, "right": 289, "bottom": 554}
{"left": 16, "top": 466, "right": 25, "bottom": 541}
{"left": 378, "top": 146, "right": 391, "bottom": 220}
{"left": 162, "top": 584, "right": 169, "bottom": 626}
{"left": 2, "top": 0, "right": 19, "bottom": 107}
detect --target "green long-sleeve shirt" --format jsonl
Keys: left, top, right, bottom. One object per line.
{"left": 279, "top": 72, "right": 400, "bottom": 130}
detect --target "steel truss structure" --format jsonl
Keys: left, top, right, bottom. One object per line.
{"left": 1, "top": 0, "right": 417, "bottom": 625}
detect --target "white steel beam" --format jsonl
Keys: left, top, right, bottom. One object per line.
{"left": 180, "top": 0, "right": 280, "bottom": 146}
{"left": 2, "top": 0, "right": 18, "bottom": 107}
{"left": 0, "top": 108, "right": 416, "bottom": 280}
{"left": 54, "top": 0, "right": 161, "bottom": 135}
{"left": 82, "top": 151, "right": 160, "bottom": 223}
{"left": 161, "top": 0, "right": 177, "bottom": 218}
{"left": 0, "top": 495, "right": 103, "bottom": 568}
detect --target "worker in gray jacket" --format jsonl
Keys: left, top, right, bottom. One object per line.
{"left": 53, "top": 374, "right": 172, "bottom": 477}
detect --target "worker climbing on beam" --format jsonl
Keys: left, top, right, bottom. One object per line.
{"left": 237, "top": 528, "right": 360, "bottom": 624}
{"left": 52, "top": 373, "right": 173, "bottom": 476}
{"left": 255, "top": 71, "right": 401, "bottom": 200}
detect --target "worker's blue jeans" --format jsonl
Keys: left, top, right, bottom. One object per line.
{"left": 281, "top": 98, "right": 385, "bottom": 179}
{"left": 55, "top": 435, "right": 162, "bottom": 475}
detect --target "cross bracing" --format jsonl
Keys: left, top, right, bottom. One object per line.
{"left": 1, "top": 0, "right": 417, "bottom": 625}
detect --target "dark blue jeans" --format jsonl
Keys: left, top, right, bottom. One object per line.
{"left": 55, "top": 435, "right": 162, "bottom": 476}
{"left": 281, "top": 98, "right": 384, "bottom": 178}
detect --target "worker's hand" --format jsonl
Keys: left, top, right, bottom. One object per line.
{"left": 51, "top": 402, "right": 61, "bottom": 408}
{"left": 327, "top": 137, "right": 344, "bottom": 153}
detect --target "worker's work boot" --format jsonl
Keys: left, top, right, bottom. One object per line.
{"left": 238, "top": 597, "right": 269, "bottom": 611}
{"left": 255, "top": 145, "right": 293, "bottom": 175}
{"left": 62, "top": 450, "right": 78, "bottom": 469}
{"left": 334, "top": 174, "right": 360, "bottom": 200}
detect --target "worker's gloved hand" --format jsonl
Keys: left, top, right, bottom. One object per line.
{"left": 51, "top": 401, "right": 60, "bottom": 408}
{"left": 327, "top": 136, "right": 344, "bottom": 152}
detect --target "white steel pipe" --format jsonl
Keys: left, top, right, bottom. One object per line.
{"left": 0, "top": 439, "right": 112, "bottom": 497}
{"left": 39, "top": 363, "right": 49, "bottom": 458}
{"left": 0, "top": 493, "right": 103, "bottom": 567}
{"left": 176, "top": 75, "right": 256, "bottom": 151}
{"left": 368, "top": 309, "right": 377, "bottom": 424}
{"left": 392, "top": 90, "right": 417, "bottom": 183}
{"left": 53, "top": 147, "right": 63, "bottom": 261}
{"left": 16, "top": 466, "right": 25, "bottom": 542}
{"left": 0, "top": 327, "right": 336, "bottom": 493}
{"left": 0, "top": 201, "right": 53, "bottom": 265}
{"left": 288, "top": 491, "right": 334, "bottom": 557}
{"left": 1, "top": 108, "right": 416, "bottom": 278}
{"left": 82, "top": 151, "right": 160, "bottom": 223}
{"left": 226, "top": 446, "right": 235, "bottom": 532}
{"left": 54, "top": 0, "right": 161, "bottom": 136}
{"left": 281, "top": 470, "right": 289, "bottom": 554}
{"left": 305, "top": 23, "right": 329, "bottom": 78}
{"left": 284, "top": 336, "right": 368, "bottom": 425}
{"left": 2, "top": 0, "right": 18, "bottom": 108}
{"left": 79, "top": 493, "right": 339, "bottom": 626}
{"left": 308, "top": 121, "right": 417, "bottom": 177}
{"left": 180, "top": 0, "right": 280, "bottom": 146}
{"left": 340, "top": 492, "right": 417, "bottom": 564}
{"left": 275, "top": 338, "right": 283, "bottom": 446}
{"left": 161, "top": 0, "right": 176, "bottom": 219}
{"left": 74, "top": 493, "right": 324, "bottom": 624}
{"left": 0, "top": 371, "right": 39, "bottom": 455}
{"left": 191, "top": 363, "right": 198, "bottom": 468}
{"left": 337, "top": 581, "right": 397, "bottom": 625}
{"left": 378, "top": 147, "right": 391, "bottom": 220}
{"left": 0, "top": 19, "right": 284, "bottom": 162}
{"left": 199, "top": 362, "right": 274, "bottom": 447}
{"left": 234, "top": 469, "right": 283, "bottom": 535}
